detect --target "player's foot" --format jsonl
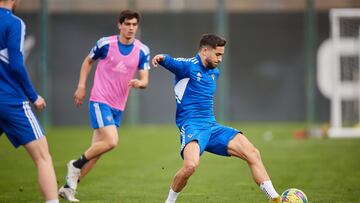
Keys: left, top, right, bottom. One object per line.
{"left": 66, "top": 160, "right": 81, "bottom": 190}
{"left": 269, "top": 196, "right": 282, "bottom": 203}
{"left": 59, "top": 186, "right": 79, "bottom": 202}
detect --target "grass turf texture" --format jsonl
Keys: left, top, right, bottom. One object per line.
{"left": 0, "top": 123, "right": 360, "bottom": 203}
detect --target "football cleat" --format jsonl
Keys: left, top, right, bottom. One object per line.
{"left": 59, "top": 186, "right": 79, "bottom": 202}
{"left": 66, "top": 160, "right": 81, "bottom": 190}
{"left": 269, "top": 196, "right": 282, "bottom": 203}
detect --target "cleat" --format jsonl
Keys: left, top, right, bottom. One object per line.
{"left": 66, "top": 160, "right": 81, "bottom": 190}
{"left": 59, "top": 186, "right": 79, "bottom": 202}
{"left": 269, "top": 196, "right": 282, "bottom": 203}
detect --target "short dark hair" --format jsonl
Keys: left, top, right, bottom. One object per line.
{"left": 118, "top": 10, "right": 140, "bottom": 24}
{"left": 199, "top": 34, "right": 226, "bottom": 49}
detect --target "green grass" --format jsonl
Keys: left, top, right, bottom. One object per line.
{"left": 1, "top": 123, "right": 360, "bottom": 203}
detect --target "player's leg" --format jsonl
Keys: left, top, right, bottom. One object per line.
{"left": 24, "top": 137, "right": 59, "bottom": 203}
{"left": 0, "top": 102, "right": 59, "bottom": 203}
{"left": 62, "top": 126, "right": 118, "bottom": 187}
{"left": 166, "top": 141, "right": 200, "bottom": 203}
{"left": 227, "top": 133, "right": 281, "bottom": 202}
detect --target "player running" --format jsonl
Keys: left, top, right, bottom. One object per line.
{"left": 152, "top": 34, "right": 282, "bottom": 203}
{"left": 0, "top": 0, "right": 59, "bottom": 203}
{"left": 58, "top": 10, "right": 150, "bottom": 202}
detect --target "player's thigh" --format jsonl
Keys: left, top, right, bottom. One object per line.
{"left": 227, "top": 133, "right": 257, "bottom": 160}
{"left": 24, "top": 136, "right": 51, "bottom": 162}
{"left": 205, "top": 124, "right": 239, "bottom": 156}
{"left": 92, "top": 125, "right": 118, "bottom": 145}
{"left": 0, "top": 102, "right": 44, "bottom": 148}
{"left": 182, "top": 141, "right": 201, "bottom": 166}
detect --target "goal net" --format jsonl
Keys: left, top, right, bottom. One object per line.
{"left": 328, "top": 8, "right": 360, "bottom": 138}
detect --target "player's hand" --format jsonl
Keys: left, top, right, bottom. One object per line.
{"left": 34, "top": 95, "right": 46, "bottom": 111}
{"left": 128, "top": 79, "right": 145, "bottom": 89}
{"left": 152, "top": 54, "right": 165, "bottom": 67}
{"left": 74, "top": 86, "right": 86, "bottom": 107}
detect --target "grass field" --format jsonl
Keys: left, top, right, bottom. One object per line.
{"left": 1, "top": 123, "right": 360, "bottom": 203}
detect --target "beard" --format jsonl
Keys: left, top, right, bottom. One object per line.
{"left": 205, "top": 58, "right": 218, "bottom": 69}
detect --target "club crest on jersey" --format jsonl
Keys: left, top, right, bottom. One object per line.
{"left": 188, "top": 134, "right": 193, "bottom": 138}
{"left": 196, "top": 72, "right": 202, "bottom": 81}
{"left": 211, "top": 74, "right": 215, "bottom": 80}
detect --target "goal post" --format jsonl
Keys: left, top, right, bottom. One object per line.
{"left": 328, "top": 9, "right": 360, "bottom": 138}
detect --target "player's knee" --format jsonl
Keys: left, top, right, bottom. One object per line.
{"left": 183, "top": 161, "right": 198, "bottom": 176}
{"left": 106, "top": 139, "right": 118, "bottom": 150}
{"left": 246, "top": 147, "right": 261, "bottom": 164}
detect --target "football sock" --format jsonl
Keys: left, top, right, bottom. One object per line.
{"left": 165, "top": 188, "right": 179, "bottom": 203}
{"left": 45, "top": 199, "right": 59, "bottom": 203}
{"left": 260, "top": 180, "right": 280, "bottom": 199}
{"left": 73, "top": 154, "right": 89, "bottom": 169}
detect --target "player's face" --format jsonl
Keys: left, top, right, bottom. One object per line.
{"left": 118, "top": 18, "right": 138, "bottom": 40}
{"left": 204, "top": 46, "right": 225, "bottom": 69}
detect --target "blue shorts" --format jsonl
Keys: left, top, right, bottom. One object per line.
{"left": 0, "top": 101, "right": 44, "bottom": 148}
{"left": 179, "top": 122, "right": 240, "bottom": 158}
{"left": 89, "top": 101, "right": 123, "bottom": 129}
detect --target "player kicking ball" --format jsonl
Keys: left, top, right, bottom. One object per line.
{"left": 152, "top": 34, "right": 282, "bottom": 203}
{"left": 59, "top": 10, "right": 150, "bottom": 202}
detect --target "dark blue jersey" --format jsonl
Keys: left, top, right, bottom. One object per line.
{"left": 159, "top": 54, "right": 220, "bottom": 127}
{"left": 0, "top": 8, "right": 38, "bottom": 104}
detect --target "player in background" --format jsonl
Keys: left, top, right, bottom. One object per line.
{"left": 152, "top": 34, "right": 282, "bottom": 203}
{"left": 0, "top": 0, "right": 59, "bottom": 203}
{"left": 58, "top": 10, "right": 150, "bottom": 202}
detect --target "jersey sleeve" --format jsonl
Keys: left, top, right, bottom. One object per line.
{"left": 88, "top": 37, "right": 110, "bottom": 60}
{"left": 138, "top": 44, "right": 150, "bottom": 70}
{"left": 7, "top": 18, "right": 38, "bottom": 103}
{"left": 159, "top": 55, "right": 191, "bottom": 78}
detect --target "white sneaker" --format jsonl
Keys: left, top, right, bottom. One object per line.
{"left": 66, "top": 160, "right": 81, "bottom": 190}
{"left": 59, "top": 186, "right": 79, "bottom": 202}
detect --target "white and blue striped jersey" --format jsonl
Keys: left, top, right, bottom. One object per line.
{"left": 159, "top": 54, "right": 220, "bottom": 127}
{"left": 88, "top": 36, "right": 150, "bottom": 70}
{"left": 0, "top": 8, "right": 38, "bottom": 104}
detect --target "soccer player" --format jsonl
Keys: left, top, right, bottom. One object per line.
{"left": 0, "top": 0, "right": 59, "bottom": 203}
{"left": 58, "top": 10, "right": 150, "bottom": 202}
{"left": 152, "top": 34, "right": 282, "bottom": 203}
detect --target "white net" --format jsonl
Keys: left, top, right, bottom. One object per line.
{"left": 329, "top": 9, "right": 360, "bottom": 137}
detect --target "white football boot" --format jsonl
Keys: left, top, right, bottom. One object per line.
{"left": 66, "top": 160, "right": 81, "bottom": 190}
{"left": 59, "top": 186, "right": 79, "bottom": 202}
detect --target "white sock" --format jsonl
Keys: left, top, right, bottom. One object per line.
{"left": 165, "top": 188, "right": 179, "bottom": 203}
{"left": 260, "top": 180, "right": 279, "bottom": 199}
{"left": 45, "top": 200, "right": 59, "bottom": 203}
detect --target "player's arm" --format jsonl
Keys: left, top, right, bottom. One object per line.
{"left": 129, "top": 47, "right": 150, "bottom": 89}
{"left": 74, "top": 38, "right": 108, "bottom": 107}
{"left": 129, "top": 70, "right": 149, "bottom": 89}
{"left": 74, "top": 56, "right": 94, "bottom": 107}
{"left": 7, "top": 19, "right": 39, "bottom": 104}
{"left": 152, "top": 54, "right": 189, "bottom": 78}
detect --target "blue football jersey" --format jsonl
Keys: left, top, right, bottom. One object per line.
{"left": 159, "top": 54, "right": 220, "bottom": 127}
{"left": 0, "top": 8, "right": 38, "bottom": 104}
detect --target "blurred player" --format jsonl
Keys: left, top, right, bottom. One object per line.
{"left": 152, "top": 34, "right": 282, "bottom": 203}
{"left": 0, "top": 0, "right": 59, "bottom": 203}
{"left": 58, "top": 10, "right": 150, "bottom": 202}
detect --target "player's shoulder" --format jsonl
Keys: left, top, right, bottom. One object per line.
{"left": 4, "top": 13, "right": 24, "bottom": 29}
{"left": 95, "top": 36, "right": 113, "bottom": 48}
{"left": 134, "top": 39, "right": 150, "bottom": 55}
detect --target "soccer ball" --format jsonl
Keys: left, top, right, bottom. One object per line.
{"left": 281, "top": 188, "right": 308, "bottom": 203}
